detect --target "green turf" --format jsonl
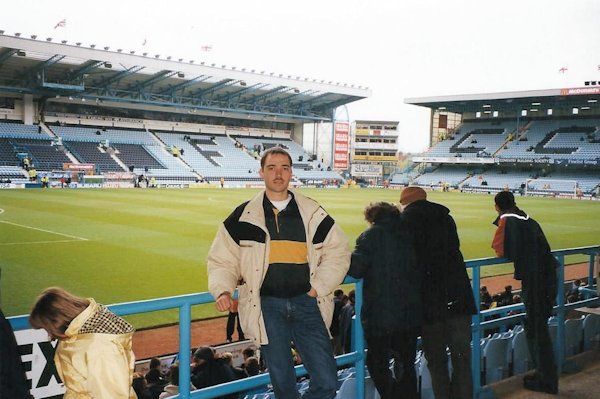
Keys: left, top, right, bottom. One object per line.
{"left": 0, "top": 188, "right": 598, "bottom": 328}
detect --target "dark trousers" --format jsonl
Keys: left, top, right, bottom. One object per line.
{"left": 421, "top": 315, "right": 473, "bottom": 399}
{"left": 522, "top": 289, "right": 557, "bottom": 387}
{"left": 226, "top": 311, "right": 244, "bottom": 341}
{"left": 365, "top": 328, "right": 419, "bottom": 399}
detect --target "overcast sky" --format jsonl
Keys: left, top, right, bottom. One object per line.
{"left": 2, "top": 0, "right": 599, "bottom": 152}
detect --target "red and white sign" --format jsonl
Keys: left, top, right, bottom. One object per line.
{"left": 560, "top": 87, "right": 600, "bottom": 96}
{"left": 333, "top": 122, "right": 349, "bottom": 170}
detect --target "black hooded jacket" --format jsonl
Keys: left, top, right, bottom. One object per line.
{"left": 348, "top": 211, "right": 422, "bottom": 334}
{"left": 401, "top": 200, "right": 476, "bottom": 324}
{"left": 492, "top": 206, "right": 558, "bottom": 316}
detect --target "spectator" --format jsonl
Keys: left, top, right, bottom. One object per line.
{"left": 132, "top": 372, "right": 151, "bottom": 399}
{"left": 330, "top": 288, "right": 345, "bottom": 355}
{"left": 244, "top": 356, "right": 261, "bottom": 376}
{"left": 220, "top": 352, "right": 246, "bottom": 379}
{"left": 480, "top": 286, "right": 492, "bottom": 306}
{"left": 492, "top": 190, "right": 558, "bottom": 394}
{"left": 159, "top": 363, "right": 195, "bottom": 399}
{"left": 145, "top": 361, "right": 168, "bottom": 399}
{"left": 146, "top": 357, "right": 165, "bottom": 382}
{"left": 339, "top": 290, "right": 356, "bottom": 354}
{"left": 567, "top": 279, "right": 583, "bottom": 303}
{"left": 190, "top": 346, "right": 236, "bottom": 399}
{"left": 499, "top": 285, "right": 514, "bottom": 307}
{"left": 207, "top": 147, "right": 350, "bottom": 399}
{"left": 29, "top": 287, "right": 137, "bottom": 398}
{"left": 1, "top": 307, "right": 31, "bottom": 398}
{"left": 348, "top": 202, "right": 422, "bottom": 399}
{"left": 400, "top": 186, "right": 477, "bottom": 399}
{"left": 226, "top": 299, "right": 244, "bottom": 343}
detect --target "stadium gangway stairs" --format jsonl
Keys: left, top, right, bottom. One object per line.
{"left": 8, "top": 245, "right": 600, "bottom": 399}
{"left": 470, "top": 245, "right": 600, "bottom": 399}
{"left": 8, "top": 277, "right": 366, "bottom": 399}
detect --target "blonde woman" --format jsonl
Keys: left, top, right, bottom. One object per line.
{"left": 29, "top": 287, "right": 137, "bottom": 399}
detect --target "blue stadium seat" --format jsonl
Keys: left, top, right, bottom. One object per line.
{"left": 583, "top": 314, "right": 600, "bottom": 351}
{"left": 511, "top": 330, "right": 532, "bottom": 375}
{"left": 565, "top": 317, "right": 584, "bottom": 357}
{"left": 482, "top": 335, "right": 511, "bottom": 384}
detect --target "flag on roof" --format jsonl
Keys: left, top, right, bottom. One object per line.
{"left": 558, "top": 66, "right": 568, "bottom": 73}
{"left": 54, "top": 19, "right": 66, "bottom": 29}
{"left": 142, "top": 38, "right": 147, "bottom": 46}
{"left": 201, "top": 45, "right": 212, "bottom": 52}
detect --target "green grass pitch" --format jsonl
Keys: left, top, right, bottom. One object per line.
{"left": 0, "top": 187, "right": 598, "bottom": 329}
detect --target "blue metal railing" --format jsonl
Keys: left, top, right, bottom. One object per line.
{"left": 8, "top": 246, "right": 600, "bottom": 399}
{"left": 469, "top": 246, "right": 600, "bottom": 399}
{"left": 8, "top": 278, "right": 365, "bottom": 399}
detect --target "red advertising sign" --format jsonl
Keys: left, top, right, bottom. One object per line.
{"left": 333, "top": 122, "right": 349, "bottom": 170}
{"left": 559, "top": 87, "right": 600, "bottom": 96}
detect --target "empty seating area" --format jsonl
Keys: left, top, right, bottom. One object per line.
{"left": 0, "top": 121, "right": 44, "bottom": 139}
{"left": 0, "top": 138, "right": 20, "bottom": 165}
{"left": 412, "top": 166, "right": 470, "bottom": 186}
{"left": 64, "top": 141, "right": 125, "bottom": 173}
{"left": 51, "top": 125, "right": 157, "bottom": 145}
{"left": 15, "top": 140, "right": 72, "bottom": 170}
{"left": 154, "top": 131, "right": 261, "bottom": 182}
{"left": 461, "top": 170, "right": 532, "bottom": 192}
{"left": 499, "top": 118, "right": 600, "bottom": 160}
{"left": 113, "top": 143, "right": 165, "bottom": 170}
{"left": 0, "top": 165, "right": 27, "bottom": 181}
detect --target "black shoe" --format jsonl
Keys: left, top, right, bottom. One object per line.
{"left": 523, "top": 375, "right": 558, "bottom": 395}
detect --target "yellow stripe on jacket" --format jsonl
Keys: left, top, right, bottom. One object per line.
{"left": 269, "top": 240, "right": 308, "bottom": 264}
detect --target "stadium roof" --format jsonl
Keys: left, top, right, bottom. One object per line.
{"left": 405, "top": 87, "right": 600, "bottom": 114}
{"left": 0, "top": 33, "right": 371, "bottom": 123}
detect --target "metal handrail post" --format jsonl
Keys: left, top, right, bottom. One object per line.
{"left": 354, "top": 278, "right": 366, "bottom": 399}
{"left": 555, "top": 253, "right": 566, "bottom": 374}
{"left": 179, "top": 302, "right": 192, "bottom": 399}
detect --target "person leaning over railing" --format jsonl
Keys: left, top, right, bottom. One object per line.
{"left": 29, "top": 287, "right": 137, "bottom": 399}
{"left": 348, "top": 202, "right": 422, "bottom": 399}
{"left": 400, "top": 186, "right": 477, "bottom": 399}
{"left": 492, "top": 190, "right": 559, "bottom": 395}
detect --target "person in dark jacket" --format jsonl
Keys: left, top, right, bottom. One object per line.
{"left": 348, "top": 202, "right": 421, "bottom": 399}
{"left": 491, "top": 190, "right": 558, "bottom": 394}
{"left": 1, "top": 308, "right": 31, "bottom": 399}
{"left": 400, "top": 187, "right": 476, "bottom": 399}
{"left": 191, "top": 346, "right": 237, "bottom": 399}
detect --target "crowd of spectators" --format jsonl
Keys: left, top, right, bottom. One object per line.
{"left": 132, "top": 345, "right": 269, "bottom": 399}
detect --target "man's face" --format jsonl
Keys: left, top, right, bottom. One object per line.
{"left": 259, "top": 153, "right": 292, "bottom": 197}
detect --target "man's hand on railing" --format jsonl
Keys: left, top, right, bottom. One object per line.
{"left": 215, "top": 292, "right": 233, "bottom": 312}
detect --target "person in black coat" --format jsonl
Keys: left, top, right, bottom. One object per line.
{"left": 191, "top": 346, "right": 237, "bottom": 399}
{"left": 1, "top": 307, "right": 31, "bottom": 399}
{"left": 400, "top": 187, "right": 476, "bottom": 399}
{"left": 492, "top": 190, "right": 558, "bottom": 394}
{"left": 348, "top": 202, "right": 422, "bottom": 399}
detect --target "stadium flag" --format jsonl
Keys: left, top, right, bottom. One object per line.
{"left": 53, "top": 19, "right": 66, "bottom": 29}
{"left": 558, "top": 66, "right": 568, "bottom": 73}
{"left": 142, "top": 38, "right": 147, "bottom": 46}
{"left": 201, "top": 45, "right": 213, "bottom": 52}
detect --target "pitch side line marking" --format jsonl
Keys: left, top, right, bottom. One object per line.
{"left": 0, "top": 221, "right": 89, "bottom": 241}
{"left": 0, "top": 239, "right": 83, "bottom": 246}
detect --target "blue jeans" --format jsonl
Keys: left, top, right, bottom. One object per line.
{"left": 261, "top": 294, "right": 338, "bottom": 399}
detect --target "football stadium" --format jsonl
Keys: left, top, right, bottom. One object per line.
{"left": 1, "top": 13, "right": 600, "bottom": 399}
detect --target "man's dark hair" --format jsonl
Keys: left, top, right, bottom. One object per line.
{"left": 363, "top": 202, "right": 400, "bottom": 224}
{"left": 494, "top": 191, "right": 516, "bottom": 212}
{"left": 242, "top": 346, "right": 255, "bottom": 359}
{"left": 260, "top": 146, "right": 293, "bottom": 168}
{"left": 245, "top": 356, "right": 260, "bottom": 376}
